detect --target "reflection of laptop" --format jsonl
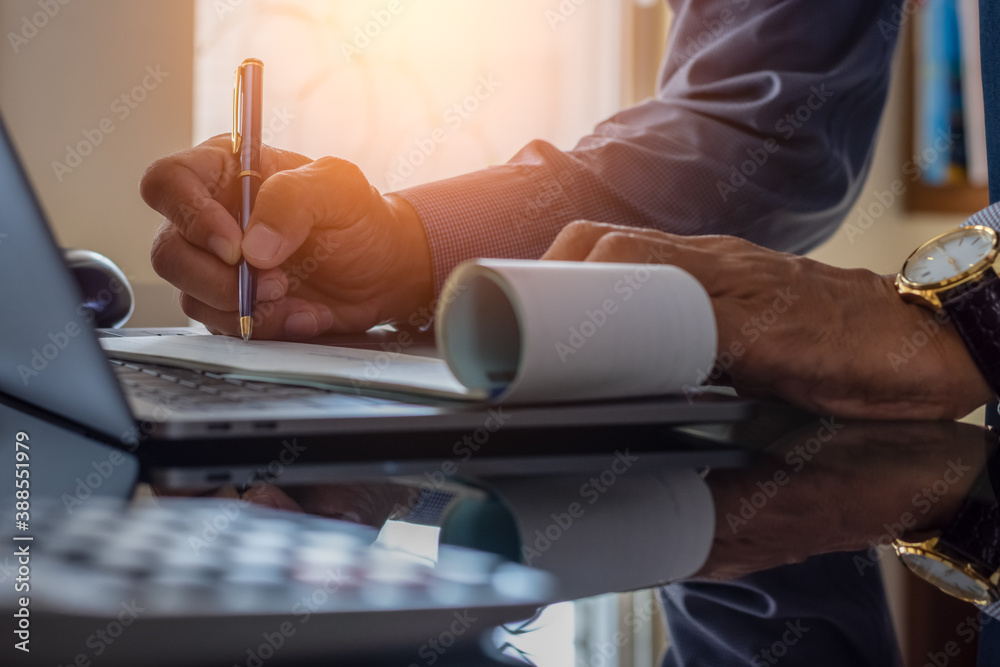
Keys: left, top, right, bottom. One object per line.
{"left": 0, "top": 399, "right": 558, "bottom": 667}
{"left": 0, "top": 113, "right": 755, "bottom": 489}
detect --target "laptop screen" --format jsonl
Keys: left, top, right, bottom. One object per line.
{"left": 0, "top": 113, "right": 135, "bottom": 442}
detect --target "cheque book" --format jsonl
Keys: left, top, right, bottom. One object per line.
{"left": 100, "top": 259, "right": 717, "bottom": 404}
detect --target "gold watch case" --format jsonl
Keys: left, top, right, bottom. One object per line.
{"left": 896, "top": 225, "right": 1000, "bottom": 310}
{"left": 894, "top": 536, "right": 1000, "bottom": 606}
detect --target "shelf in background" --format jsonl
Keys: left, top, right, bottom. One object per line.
{"left": 906, "top": 181, "right": 990, "bottom": 214}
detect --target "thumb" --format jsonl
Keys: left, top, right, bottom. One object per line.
{"left": 242, "top": 156, "right": 372, "bottom": 269}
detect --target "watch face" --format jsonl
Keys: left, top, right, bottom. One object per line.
{"left": 901, "top": 226, "right": 997, "bottom": 287}
{"left": 900, "top": 552, "right": 994, "bottom": 604}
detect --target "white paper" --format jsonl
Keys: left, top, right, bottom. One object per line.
{"left": 436, "top": 259, "right": 717, "bottom": 403}
{"left": 100, "top": 336, "right": 479, "bottom": 400}
{"left": 101, "top": 260, "right": 717, "bottom": 405}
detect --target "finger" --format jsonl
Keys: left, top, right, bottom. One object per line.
{"left": 181, "top": 293, "right": 335, "bottom": 340}
{"left": 260, "top": 143, "right": 314, "bottom": 178}
{"left": 542, "top": 220, "right": 689, "bottom": 261}
{"left": 151, "top": 221, "right": 289, "bottom": 311}
{"left": 242, "top": 157, "right": 374, "bottom": 269}
{"left": 283, "top": 484, "right": 406, "bottom": 526}
{"left": 140, "top": 138, "right": 245, "bottom": 265}
{"left": 541, "top": 220, "right": 622, "bottom": 261}
{"left": 585, "top": 233, "right": 732, "bottom": 293}
{"left": 582, "top": 232, "right": 672, "bottom": 264}
{"left": 140, "top": 136, "right": 313, "bottom": 266}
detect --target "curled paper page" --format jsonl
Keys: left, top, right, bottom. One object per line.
{"left": 480, "top": 467, "right": 715, "bottom": 600}
{"left": 436, "top": 259, "right": 717, "bottom": 404}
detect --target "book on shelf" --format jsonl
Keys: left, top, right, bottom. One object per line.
{"left": 958, "top": 0, "right": 987, "bottom": 185}
{"left": 913, "top": 0, "right": 987, "bottom": 187}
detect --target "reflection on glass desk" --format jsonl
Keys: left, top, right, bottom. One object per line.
{"left": 4, "top": 405, "right": 998, "bottom": 667}
{"left": 3, "top": 497, "right": 555, "bottom": 666}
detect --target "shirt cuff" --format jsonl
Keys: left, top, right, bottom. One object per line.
{"left": 394, "top": 162, "right": 582, "bottom": 295}
{"left": 963, "top": 201, "right": 1000, "bottom": 230}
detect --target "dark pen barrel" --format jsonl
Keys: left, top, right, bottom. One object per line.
{"left": 236, "top": 58, "right": 263, "bottom": 339}
{"left": 240, "top": 59, "right": 263, "bottom": 173}
{"left": 239, "top": 172, "right": 260, "bottom": 316}
{"left": 239, "top": 261, "right": 257, "bottom": 317}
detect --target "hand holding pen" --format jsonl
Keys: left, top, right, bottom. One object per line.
{"left": 142, "top": 61, "right": 434, "bottom": 340}
{"left": 233, "top": 58, "right": 263, "bottom": 342}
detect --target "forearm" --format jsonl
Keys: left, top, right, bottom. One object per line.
{"left": 698, "top": 421, "right": 987, "bottom": 580}
{"left": 398, "top": 0, "right": 900, "bottom": 293}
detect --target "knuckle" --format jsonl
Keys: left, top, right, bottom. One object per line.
{"left": 596, "top": 232, "right": 633, "bottom": 252}
{"left": 564, "top": 219, "right": 597, "bottom": 236}
{"left": 314, "top": 156, "right": 370, "bottom": 199}
{"left": 259, "top": 168, "right": 302, "bottom": 203}
{"left": 314, "top": 156, "right": 365, "bottom": 182}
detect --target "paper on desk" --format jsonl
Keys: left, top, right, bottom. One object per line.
{"left": 101, "top": 260, "right": 717, "bottom": 404}
{"left": 100, "top": 336, "right": 481, "bottom": 400}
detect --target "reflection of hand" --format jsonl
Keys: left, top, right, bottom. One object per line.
{"left": 140, "top": 135, "right": 433, "bottom": 338}
{"left": 542, "top": 221, "right": 992, "bottom": 419}
{"left": 150, "top": 482, "right": 417, "bottom": 528}
{"left": 242, "top": 483, "right": 418, "bottom": 528}
{"left": 697, "top": 420, "right": 990, "bottom": 580}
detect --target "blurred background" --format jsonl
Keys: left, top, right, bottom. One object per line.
{"left": 1, "top": 0, "right": 972, "bottom": 330}
{"left": 0, "top": 1, "right": 985, "bottom": 665}
{"left": 0, "top": 0, "right": 632, "bottom": 328}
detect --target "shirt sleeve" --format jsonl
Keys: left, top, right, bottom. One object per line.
{"left": 396, "top": 0, "right": 900, "bottom": 294}
{"left": 963, "top": 202, "right": 1000, "bottom": 230}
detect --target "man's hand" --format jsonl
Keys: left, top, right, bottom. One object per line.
{"left": 140, "top": 136, "right": 433, "bottom": 338}
{"left": 542, "top": 221, "right": 993, "bottom": 419}
{"left": 241, "top": 482, "right": 416, "bottom": 528}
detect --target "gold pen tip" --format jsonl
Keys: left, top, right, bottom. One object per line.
{"left": 240, "top": 316, "right": 253, "bottom": 342}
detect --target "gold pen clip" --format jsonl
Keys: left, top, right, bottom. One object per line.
{"left": 232, "top": 62, "right": 245, "bottom": 155}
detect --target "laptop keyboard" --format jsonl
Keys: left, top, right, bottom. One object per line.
{"left": 20, "top": 497, "right": 554, "bottom": 617}
{"left": 108, "top": 358, "right": 360, "bottom": 411}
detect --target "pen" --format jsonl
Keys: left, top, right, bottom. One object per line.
{"left": 233, "top": 58, "right": 263, "bottom": 342}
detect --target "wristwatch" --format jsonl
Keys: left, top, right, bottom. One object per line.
{"left": 895, "top": 224, "right": 1000, "bottom": 396}
{"left": 893, "top": 449, "right": 1000, "bottom": 606}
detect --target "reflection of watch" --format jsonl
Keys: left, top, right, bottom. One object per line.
{"left": 895, "top": 225, "right": 1000, "bottom": 395}
{"left": 892, "top": 451, "right": 1000, "bottom": 606}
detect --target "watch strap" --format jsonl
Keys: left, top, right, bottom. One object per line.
{"left": 938, "top": 444, "right": 1000, "bottom": 573}
{"left": 941, "top": 270, "right": 1000, "bottom": 397}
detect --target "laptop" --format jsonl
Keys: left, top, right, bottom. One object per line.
{"left": 0, "top": 112, "right": 755, "bottom": 490}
